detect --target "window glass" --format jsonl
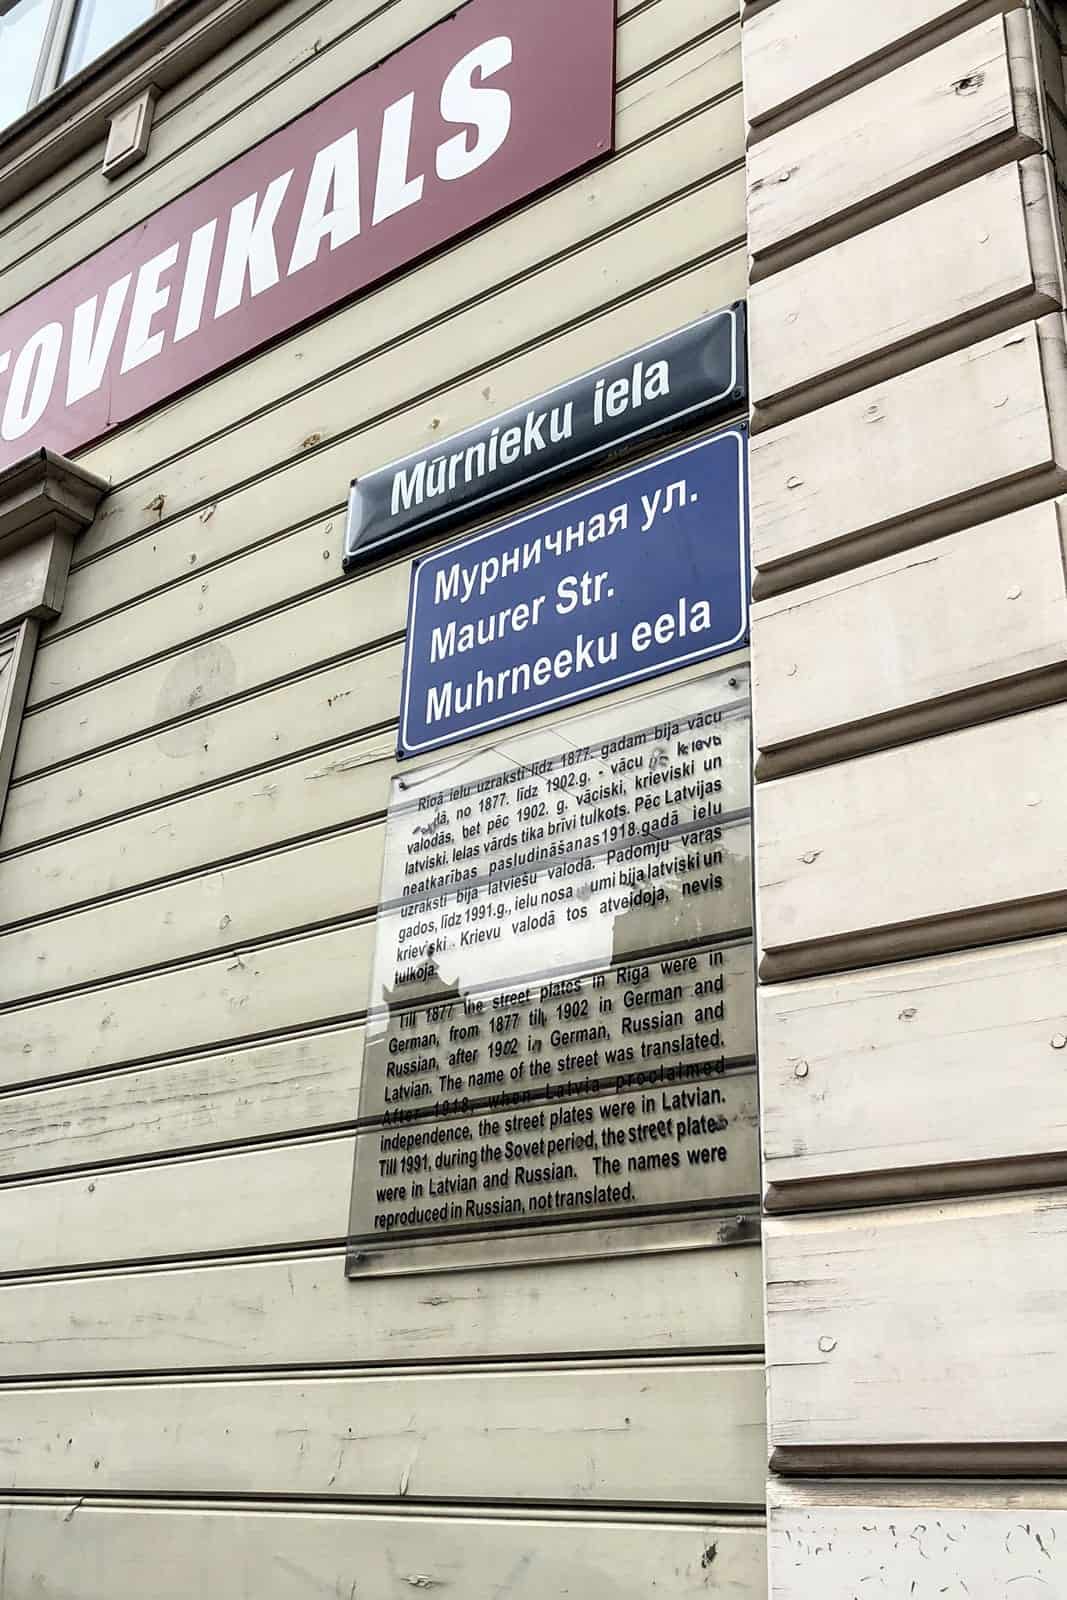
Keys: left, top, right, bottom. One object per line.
{"left": 0, "top": 0, "right": 51, "bottom": 127}
{"left": 60, "top": 0, "right": 155, "bottom": 82}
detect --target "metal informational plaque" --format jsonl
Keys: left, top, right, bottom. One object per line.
{"left": 398, "top": 427, "right": 749, "bottom": 756}
{"left": 347, "top": 665, "right": 756, "bottom": 1274}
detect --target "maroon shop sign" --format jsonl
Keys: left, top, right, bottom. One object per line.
{"left": 0, "top": 0, "right": 615, "bottom": 473}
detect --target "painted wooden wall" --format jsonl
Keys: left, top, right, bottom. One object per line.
{"left": 0, "top": 0, "right": 766, "bottom": 1590}
{"left": 745, "top": 0, "right": 1067, "bottom": 1590}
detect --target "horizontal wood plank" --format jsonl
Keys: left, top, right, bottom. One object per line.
{"left": 758, "top": 702, "right": 1067, "bottom": 978}
{"left": 0, "top": 1134, "right": 355, "bottom": 1272}
{"left": 750, "top": 317, "right": 1067, "bottom": 594}
{"left": 0, "top": 1240, "right": 765, "bottom": 1376}
{"left": 766, "top": 1191, "right": 1067, "bottom": 1463}
{"left": 0, "top": 1363, "right": 766, "bottom": 1506}
{"left": 751, "top": 498, "right": 1067, "bottom": 776}
{"left": 0, "top": 1024, "right": 364, "bottom": 1181}
{"left": 743, "top": 0, "right": 1013, "bottom": 131}
{"left": 748, "top": 13, "right": 1042, "bottom": 271}
{"left": 770, "top": 1487, "right": 1067, "bottom": 1595}
{"left": 759, "top": 932, "right": 1067, "bottom": 1207}
{"left": 749, "top": 157, "right": 1064, "bottom": 426}
{"left": 0, "top": 726, "right": 395, "bottom": 927}
{"left": 0, "top": 1501, "right": 769, "bottom": 1599}
{"left": 1, "top": 920, "right": 376, "bottom": 1092}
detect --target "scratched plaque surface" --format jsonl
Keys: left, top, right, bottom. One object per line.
{"left": 347, "top": 665, "right": 757, "bottom": 1271}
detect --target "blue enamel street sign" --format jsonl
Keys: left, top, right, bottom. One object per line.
{"left": 398, "top": 426, "right": 749, "bottom": 757}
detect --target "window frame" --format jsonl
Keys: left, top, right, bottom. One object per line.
{"left": 2, "top": 0, "right": 169, "bottom": 127}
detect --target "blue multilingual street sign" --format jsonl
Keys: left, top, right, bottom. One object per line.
{"left": 398, "top": 426, "right": 749, "bottom": 756}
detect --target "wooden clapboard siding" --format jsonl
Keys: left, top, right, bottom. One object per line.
{"left": 751, "top": 499, "right": 1067, "bottom": 776}
{"left": 0, "top": 1023, "right": 365, "bottom": 1182}
{"left": 749, "top": 157, "right": 1065, "bottom": 428}
{"left": 750, "top": 317, "right": 1067, "bottom": 595}
{"left": 0, "top": 0, "right": 724, "bottom": 316}
{"left": 0, "top": 1240, "right": 765, "bottom": 1377}
{"left": 56, "top": 55, "right": 742, "bottom": 626}
{"left": 31, "top": 165, "right": 744, "bottom": 714}
{"left": 770, "top": 1482, "right": 1067, "bottom": 1596}
{"left": 15, "top": 249, "right": 747, "bottom": 785}
{"left": 0, "top": 1502, "right": 768, "bottom": 1599}
{"left": 0, "top": 726, "right": 395, "bottom": 927}
{"left": 758, "top": 701, "right": 1067, "bottom": 979}
{"left": 0, "top": 1362, "right": 766, "bottom": 1505}
{"left": 765, "top": 1191, "right": 1067, "bottom": 1467}
{"left": 760, "top": 932, "right": 1067, "bottom": 1207}
{"left": 4, "top": 642, "right": 403, "bottom": 853}
{"left": 1, "top": 920, "right": 375, "bottom": 1091}
{"left": 743, "top": 0, "right": 1014, "bottom": 132}
{"left": 748, "top": 13, "right": 1043, "bottom": 272}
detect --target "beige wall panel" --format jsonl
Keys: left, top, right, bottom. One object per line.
{"left": 771, "top": 1482, "right": 1067, "bottom": 1597}
{"left": 0, "top": 0, "right": 723, "bottom": 314}
{"left": 1, "top": 920, "right": 375, "bottom": 1091}
{"left": 0, "top": 820, "right": 387, "bottom": 1003}
{"left": 19, "top": 557, "right": 406, "bottom": 776}
{"left": 760, "top": 932, "right": 1067, "bottom": 1207}
{"left": 0, "top": 1501, "right": 768, "bottom": 1600}
{"left": 74, "top": 158, "right": 744, "bottom": 588}
{"left": 766, "top": 1190, "right": 1067, "bottom": 1464}
{"left": 749, "top": 158, "right": 1064, "bottom": 427}
{"left": 59, "top": 74, "right": 741, "bottom": 627}
{"left": 3, "top": 644, "right": 403, "bottom": 853}
{"left": 758, "top": 702, "right": 1067, "bottom": 978}
{"left": 0, "top": 1363, "right": 766, "bottom": 1505}
{"left": 748, "top": 13, "right": 1042, "bottom": 272}
{"left": 0, "top": 0, "right": 650, "bottom": 240}
{"left": 0, "top": 727, "right": 394, "bottom": 927}
{"left": 0, "top": 1133, "right": 353, "bottom": 1272}
{"left": 0, "top": 0, "right": 329, "bottom": 241}
{"left": 752, "top": 499, "right": 1067, "bottom": 776}
{"left": 743, "top": 0, "right": 1012, "bottom": 131}
{"left": 0, "top": 1024, "right": 363, "bottom": 1181}
{"left": 750, "top": 318, "right": 1067, "bottom": 594}
{"left": 0, "top": 1241, "right": 764, "bottom": 1377}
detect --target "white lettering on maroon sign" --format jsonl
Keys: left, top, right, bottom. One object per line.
{"left": 0, "top": 0, "right": 614, "bottom": 471}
